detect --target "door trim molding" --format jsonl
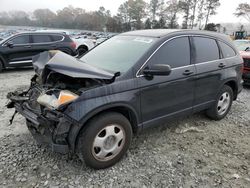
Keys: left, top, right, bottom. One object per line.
{"left": 9, "top": 60, "right": 32, "bottom": 64}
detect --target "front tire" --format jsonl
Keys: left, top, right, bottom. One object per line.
{"left": 76, "top": 112, "right": 132, "bottom": 169}
{"left": 206, "top": 85, "right": 233, "bottom": 120}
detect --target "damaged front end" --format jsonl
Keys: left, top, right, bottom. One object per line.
{"left": 7, "top": 51, "right": 117, "bottom": 154}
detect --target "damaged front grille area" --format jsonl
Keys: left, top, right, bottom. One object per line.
{"left": 7, "top": 83, "right": 73, "bottom": 154}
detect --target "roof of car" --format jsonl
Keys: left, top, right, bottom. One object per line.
{"left": 121, "top": 29, "right": 229, "bottom": 39}
{"left": 0, "top": 32, "right": 67, "bottom": 44}
{"left": 121, "top": 29, "right": 181, "bottom": 37}
{"left": 17, "top": 31, "right": 67, "bottom": 35}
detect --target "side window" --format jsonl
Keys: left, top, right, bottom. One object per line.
{"left": 147, "top": 37, "right": 190, "bottom": 68}
{"left": 32, "top": 35, "right": 52, "bottom": 43}
{"left": 10, "top": 35, "right": 30, "bottom": 45}
{"left": 218, "top": 41, "right": 236, "bottom": 58}
{"left": 193, "top": 37, "right": 220, "bottom": 64}
{"left": 51, "top": 35, "right": 63, "bottom": 42}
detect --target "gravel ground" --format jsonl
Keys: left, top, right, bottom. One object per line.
{"left": 0, "top": 69, "right": 249, "bottom": 188}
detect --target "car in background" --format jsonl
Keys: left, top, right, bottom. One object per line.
{"left": 95, "top": 37, "right": 108, "bottom": 45}
{"left": 233, "top": 40, "right": 250, "bottom": 84}
{"left": 233, "top": 40, "right": 250, "bottom": 51}
{"left": 0, "top": 32, "right": 77, "bottom": 72}
{"left": 240, "top": 50, "right": 250, "bottom": 85}
{"left": 37, "top": 29, "right": 95, "bottom": 57}
{"left": 72, "top": 36, "right": 95, "bottom": 56}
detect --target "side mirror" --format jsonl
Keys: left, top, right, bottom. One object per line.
{"left": 143, "top": 64, "right": 172, "bottom": 76}
{"left": 245, "top": 47, "right": 250, "bottom": 51}
{"left": 6, "top": 41, "right": 14, "bottom": 48}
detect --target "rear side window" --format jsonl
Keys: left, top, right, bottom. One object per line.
{"left": 51, "top": 35, "right": 63, "bottom": 42}
{"left": 11, "top": 35, "right": 30, "bottom": 45}
{"left": 218, "top": 41, "right": 236, "bottom": 58}
{"left": 193, "top": 37, "right": 220, "bottom": 64}
{"left": 32, "top": 35, "right": 52, "bottom": 43}
{"left": 148, "top": 37, "right": 190, "bottom": 68}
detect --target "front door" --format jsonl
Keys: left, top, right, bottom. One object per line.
{"left": 3, "top": 34, "right": 33, "bottom": 67}
{"left": 138, "top": 36, "right": 196, "bottom": 128}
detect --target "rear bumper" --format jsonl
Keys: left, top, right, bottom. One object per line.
{"left": 7, "top": 92, "right": 72, "bottom": 154}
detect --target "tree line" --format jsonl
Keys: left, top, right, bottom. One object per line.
{"left": 0, "top": 0, "right": 249, "bottom": 33}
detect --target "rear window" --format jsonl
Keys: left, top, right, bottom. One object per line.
{"left": 51, "top": 35, "right": 63, "bottom": 42}
{"left": 193, "top": 37, "right": 220, "bottom": 64}
{"left": 219, "top": 41, "right": 236, "bottom": 58}
{"left": 32, "top": 35, "right": 52, "bottom": 43}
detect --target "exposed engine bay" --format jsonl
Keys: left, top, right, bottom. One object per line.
{"left": 8, "top": 50, "right": 117, "bottom": 111}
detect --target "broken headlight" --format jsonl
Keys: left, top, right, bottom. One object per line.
{"left": 37, "top": 90, "right": 78, "bottom": 109}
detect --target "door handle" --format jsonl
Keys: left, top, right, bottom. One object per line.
{"left": 218, "top": 63, "right": 225, "bottom": 68}
{"left": 183, "top": 70, "right": 194, "bottom": 76}
{"left": 24, "top": 45, "right": 31, "bottom": 48}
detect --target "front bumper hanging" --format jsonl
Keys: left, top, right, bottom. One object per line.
{"left": 7, "top": 91, "right": 72, "bottom": 154}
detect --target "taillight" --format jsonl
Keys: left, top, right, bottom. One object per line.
{"left": 70, "top": 42, "right": 76, "bottom": 49}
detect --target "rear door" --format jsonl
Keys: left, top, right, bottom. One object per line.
{"left": 192, "top": 36, "right": 226, "bottom": 112}
{"left": 3, "top": 34, "right": 33, "bottom": 67}
{"left": 30, "top": 34, "right": 55, "bottom": 55}
{"left": 139, "top": 36, "right": 196, "bottom": 128}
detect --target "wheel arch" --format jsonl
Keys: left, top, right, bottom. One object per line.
{"left": 77, "top": 44, "right": 89, "bottom": 51}
{"left": 223, "top": 79, "right": 238, "bottom": 100}
{"left": 68, "top": 103, "right": 140, "bottom": 152}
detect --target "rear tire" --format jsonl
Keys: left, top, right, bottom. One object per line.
{"left": 206, "top": 85, "right": 233, "bottom": 120}
{"left": 76, "top": 112, "right": 132, "bottom": 169}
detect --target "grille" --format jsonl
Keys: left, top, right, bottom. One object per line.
{"left": 243, "top": 58, "right": 250, "bottom": 68}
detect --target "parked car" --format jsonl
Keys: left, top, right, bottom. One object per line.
{"left": 7, "top": 29, "right": 243, "bottom": 169}
{"left": 233, "top": 39, "right": 250, "bottom": 52}
{"left": 95, "top": 37, "right": 108, "bottom": 45}
{"left": 72, "top": 36, "right": 95, "bottom": 56}
{"left": 37, "top": 29, "right": 95, "bottom": 57}
{"left": 240, "top": 50, "right": 250, "bottom": 85}
{"left": 233, "top": 40, "right": 250, "bottom": 84}
{"left": 0, "top": 32, "right": 77, "bottom": 72}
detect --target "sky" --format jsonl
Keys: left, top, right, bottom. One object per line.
{"left": 0, "top": 0, "right": 249, "bottom": 24}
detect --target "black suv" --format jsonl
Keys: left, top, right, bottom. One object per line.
{"left": 7, "top": 29, "right": 243, "bottom": 169}
{"left": 0, "top": 32, "right": 77, "bottom": 72}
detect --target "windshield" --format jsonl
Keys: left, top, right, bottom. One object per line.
{"left": 233, "top": 40, "right": 250, "bottom": 51}
{"left": 80, "top": 35, "right": 157, "bottom": 73}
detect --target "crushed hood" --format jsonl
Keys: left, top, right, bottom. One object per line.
{"left": 32, "top": 51, "right": 115, "bottom": 80}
